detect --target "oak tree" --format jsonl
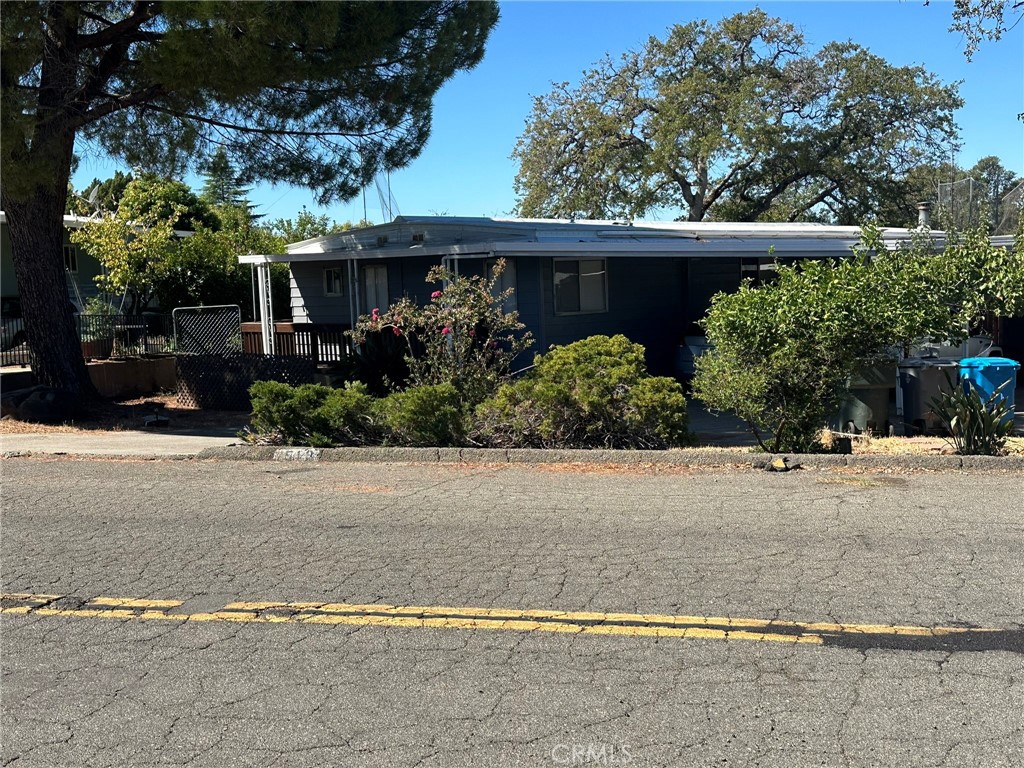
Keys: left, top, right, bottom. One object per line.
{"left": 513, "top": 10, "right": 962, "bottom": 225}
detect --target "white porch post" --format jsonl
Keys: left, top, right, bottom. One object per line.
{"left": 347, "top": 259, "right": 356, "bottom": 329}
{"left": 255, "top": 258, "right": 275, "bottom": 355}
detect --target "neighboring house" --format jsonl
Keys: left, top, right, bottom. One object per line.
{"left": 241, "top": 216, "right": 941, "bottom": 376}
{"left": 0, "top": 211, "right": 104, "bottom": 311}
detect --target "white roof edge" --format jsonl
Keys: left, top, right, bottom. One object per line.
{"left": 260, "top": 237, "right": 936, "bottom": 265}
{"left": 0, "top": 210, "right": 195, "bottom": 238}
{"left": 0, "top": 211, "right": 106, "bottom": 228}
{"left": 238, "top": 254, "right": 289, "bottom": 264}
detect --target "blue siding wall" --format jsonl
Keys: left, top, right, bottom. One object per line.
{"left": 291, "top": 256, "right": 446, "bottom": 325}
{"left": 538, "top": 257, "right": 688, "bottom": 376}
{"left": 290, "top": 260, "right": 347, "bottom": 324}
{"left": 683, "top": 258, "right": 742, "bottom": 330}
{"left": 290, "top": 255, "right": 744, "bottom": 376}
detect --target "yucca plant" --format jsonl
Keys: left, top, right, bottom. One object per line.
{"left": 928, "top": 372, "right": 1014, "bottom": 456}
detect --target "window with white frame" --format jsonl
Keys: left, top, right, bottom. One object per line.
{"left": 324, "top": 266, "right": 344, "bottom": 296}
{"left": 63, "top": 244, "right": 78, "bottom": 273}
{"left": 553, "top": 258, "right": 606, "bottom": 314}
{"left": 363, "top": 264, "right": 389, "bottom": 312}
{"left": 486, "top": 258, "right": 517, "bottom": 313}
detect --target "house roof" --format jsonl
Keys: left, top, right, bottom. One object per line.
{"left": 240, "top": 215, "right": 949, "bottom": 265}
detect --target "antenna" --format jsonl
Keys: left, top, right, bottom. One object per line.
{"left": 375, "top": 171, "right": 400, "bottom": 222}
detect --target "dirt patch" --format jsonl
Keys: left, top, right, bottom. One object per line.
{"left": 0, "top": 393, "right": 247, "bottom": 435}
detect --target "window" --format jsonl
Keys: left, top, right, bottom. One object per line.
{"left": 376, "top": 235, "right": 389, "bottom": 247}
{"left": 412, "top": 233, "right": 425, "bottom": 243}
{"left": 740, "top": 258, "right": 778, "bottom": 287}
{"left": 553, "top": 258, "right": 606, "bottom": 314}
{"left": 486, "top": 258, "right": 517, "bottom": 313}
{"left": 363, "top": 264, "right": 389, "bottom": 312}
{"left": 324, "top": 266, "right": 344, "bottom": 296}
{"left": 63, "top": 245, "right": 78, "bottom": 273}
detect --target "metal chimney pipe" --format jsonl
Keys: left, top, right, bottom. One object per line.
{"left": 916, "top": 201, "right": 932, "bottom": 228}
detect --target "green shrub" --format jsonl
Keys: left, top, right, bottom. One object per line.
{"left": 928, "top": 373, "right": 1014, "bottom": 456}
{"left": 473, "top": 335, "right": 691, "bottom": 449}
{"left": 372, "top": 383, "right": 467, "bottom": 447}
{"left": 248, "top": 380, "right": 373, "bottom": 447}
{"left": 693, "top": 252, "right": 898, "bottom": 454}
{"left": 693, "top": 223, "right": 1024, "bottom": 454}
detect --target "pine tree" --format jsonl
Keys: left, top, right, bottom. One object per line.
{"left": 1, "top": 2, "right": 498, "bottom": 397}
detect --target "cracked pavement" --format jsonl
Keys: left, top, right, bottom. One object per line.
{"left": 1, "top": 458, "right": 1022, "bottom": 766}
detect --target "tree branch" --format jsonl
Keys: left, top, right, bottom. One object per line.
{"left": 786, "top": 182, "right": 839, "bottom": 221}
{"left": 112, "top": 101, "right": 406, "bottom": 139}
{"left": 74, "top": 1, "right": 161, "bottom": 49}
{"left": 72, "top": 84, "right": 165, "bottom": 128}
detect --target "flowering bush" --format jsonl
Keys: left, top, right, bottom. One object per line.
{"left": 349, "top": 260, "right": 533, "bottom": 405}
{"left": 473, "top": 335, "right": 691, "bottom": 449}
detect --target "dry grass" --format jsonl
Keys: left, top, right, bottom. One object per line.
{"left": 841, "top": 433, "right": 1024, "bottom": 456}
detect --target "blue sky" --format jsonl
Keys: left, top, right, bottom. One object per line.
{"left": 71, "top": 1, "right": 1023, "bottom": 226}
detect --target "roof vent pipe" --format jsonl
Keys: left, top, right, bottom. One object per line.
{"left": 916, "top": 201, "right": 932, "bottom": 228}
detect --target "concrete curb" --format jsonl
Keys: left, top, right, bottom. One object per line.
{"left": 193, "top": 445, "right": 1024, "bottom": 472}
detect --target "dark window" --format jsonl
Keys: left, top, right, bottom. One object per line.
{"left": 324, "top": 267, "right": 344, "bottom": 296}
{"left": 63, "top": 245, "right": 78, "bottom": 273}
{"left": 553, "top": 258, "right": 606, "bottom": 314}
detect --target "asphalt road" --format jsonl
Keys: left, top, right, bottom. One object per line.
{"left": 1, "top": 458, "right": 1022, "bottom": 767}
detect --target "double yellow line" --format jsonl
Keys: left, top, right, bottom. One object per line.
{"left": 0, "top": 592, "right": 1004, "bottom": 647}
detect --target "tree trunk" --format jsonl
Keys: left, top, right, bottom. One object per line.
{"left": 0, "top": 2, "right": 95, "bottom": 400}
{"left": 2, "top": 186, "right": 95, "bottom": 399}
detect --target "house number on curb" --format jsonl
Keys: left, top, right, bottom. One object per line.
{"left": 273, "top": 448, "right": 322, "bottom": 462}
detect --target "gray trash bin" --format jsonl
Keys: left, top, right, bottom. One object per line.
{"left": 839, "top": 362, "right": 896, "bottom": 434}
{"left": 897, "top": 358, "right": 959, "bottom": 435}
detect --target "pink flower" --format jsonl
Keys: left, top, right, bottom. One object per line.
{"left": 441, "top": 326, "right": 451, "bottom": 335}
{"left": 469, "top": 329, "right": 475, "bottom": 337}
{"left": 431, "top": 291, "right": 442, "bottom": 299}
{"left": 371, "top": 308, "right": 380, "bottom": 320}
{"left": 393, "top": 327, "right": 402, "bottom": 336}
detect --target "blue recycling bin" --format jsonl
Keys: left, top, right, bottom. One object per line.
{"left": 958, "top": 357, "right": 1019, "bottom": 413}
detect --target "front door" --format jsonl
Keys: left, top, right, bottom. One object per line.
{"left": 363, "top": 264, "right": 389, "bottom": 313}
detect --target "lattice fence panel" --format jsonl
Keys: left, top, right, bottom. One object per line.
{"left": 176, "top": 354, "right": 316, "bottom": 410}
{"left": 172, "top": 305, "right": 242, "bottom": 355}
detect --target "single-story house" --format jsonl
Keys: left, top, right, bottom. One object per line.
{"left": 1, "top": 212, "right": 106, "bottom": 311}
{"left": 241, "top": 216, "right": 950, "bottom": 377}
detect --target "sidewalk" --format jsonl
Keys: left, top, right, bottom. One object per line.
{"left": 0, "top": 427, "right": 242, "bottom": 458}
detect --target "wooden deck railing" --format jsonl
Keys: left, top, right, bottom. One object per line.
{"left": 241, "top": 322, "right": 353, "bottom": 364}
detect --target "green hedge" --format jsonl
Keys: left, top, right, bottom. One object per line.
{"left": 249, "top": 380, "right": 373, "bottom": 447}
{"left": 473, "top": 335, "right": 691, "bottom": 449}
{"left": 248, "top": 335, "right": 691, "bottom": 450}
